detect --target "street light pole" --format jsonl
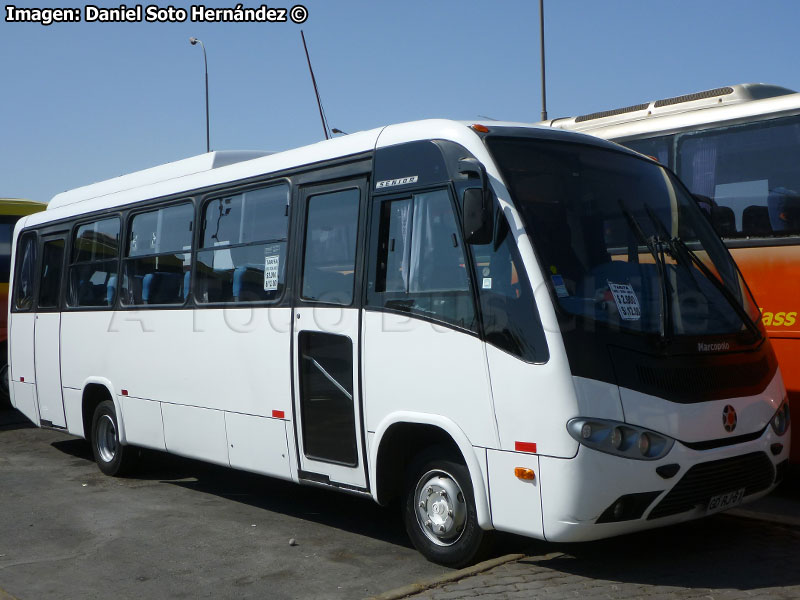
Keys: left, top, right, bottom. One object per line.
{"left": 189, "top": 37, "right": 210, "bottom": 153}
{"left": 539, "top": 0, "right": 548, "bottom": 121}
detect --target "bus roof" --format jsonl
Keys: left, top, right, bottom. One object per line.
{"left": 543, "top": 83, "right": 800, "bottom": 140}
{"left": 29, "top": 119, "right": 617, "bottom": 229}
{"left": 48, "top": 150, "right": 271, "bottom": 210}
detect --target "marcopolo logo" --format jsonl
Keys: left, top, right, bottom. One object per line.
{"left": 722, "top": 405, "right": 737, "bottom": 433}
{"left": 697, "top": 341, "right": 731, "bottom": 352}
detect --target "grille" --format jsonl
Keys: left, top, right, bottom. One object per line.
{"left": 653, "top": 86, "right": 734, "bottom": 108}
{"left": 648, "top": 452, "right": 774, "bottom": 520}
{"left": 635, "top": 356, "right": 770, "bottom": 402}
{"left": 575, "top": 103, "right": 649, "bottom": 123}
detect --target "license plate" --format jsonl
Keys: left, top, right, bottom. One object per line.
{"left": 707, "top": 488, "right": 745, "bottom": 514}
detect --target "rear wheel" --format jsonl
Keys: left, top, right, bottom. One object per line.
{"left": 0, "top": 361, "right": 10, "bottom": 409}
{"left": 91, "top": 400, "right": 135, "bottom": 476}
{"left": 403, "top": 449, "right": 493, "bottom": 567}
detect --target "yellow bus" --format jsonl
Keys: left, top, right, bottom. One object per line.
{"left": 0, "top": 199, "right": 47, "bottom": 406}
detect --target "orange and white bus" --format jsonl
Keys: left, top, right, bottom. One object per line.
{"left": 542, "top": 83, "right": 800, "bottom": 464}
{"left": 0, "top": 198, "right": 46, "bottom": 405}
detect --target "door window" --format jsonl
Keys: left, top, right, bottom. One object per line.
{"left": 38, "top": 239, "right": 65, "bottom": 309}
{"left": 301, "top": 188, "right": 360, "bottom": 305}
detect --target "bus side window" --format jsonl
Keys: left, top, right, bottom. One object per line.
{"left": 68, "top": 218, "right": 120, "bottom": 308}
{"left": 468, "top": 211, "right": 549, "bottom": 363}
{"left": 196, "top": 183, "right": 289, "bottom": 304}
{"left": 122, "top": 202, "right": 193, "bottom": 306}
{"left": 13, "top": 233, "right": 37, "bottom": 311}
{"left": 368, "top": 189, "right": 476, "bottom": 331}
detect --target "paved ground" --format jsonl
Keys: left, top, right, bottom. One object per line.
{"left": 4, "top": 407, "right": 800, "bottom": 600}
{"left": 399, "top": 511, "right": 800, "bottom": 599}
{"left": 0, "top": 409, "right": 455, "bottom": 599}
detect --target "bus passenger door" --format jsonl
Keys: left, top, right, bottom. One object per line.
{"left": 291, "top": 180, "right": 368, "bottom": 490}
{"left": 33, "top": 234, "right": 67, "bottom": 428}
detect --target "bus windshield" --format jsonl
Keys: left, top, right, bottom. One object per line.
{"left": 487, "top": 137, "right": 761, "bottom": 340}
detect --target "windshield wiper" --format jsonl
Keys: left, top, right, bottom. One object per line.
{"left": 618, "top": 199, "right": 672, "bottom": 343}
{"left": 641, "top": 204, "right": 761, "bottom": 340}
{"left": 668, "top": 236, "right": 761, "bottom": 340}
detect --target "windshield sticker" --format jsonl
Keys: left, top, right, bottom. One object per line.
{"left": 608, "top": 281, "right": 641, "bottom": 321}
{"left": 551, "top": 274, "right": 569, "bottom": 298}
{"left": 482, "top": 277, "right": 492, "bottom": 290}
{"left": 264, "top": 255, "right": 280, "bottom": 291}
{"left": 376, "top": 176, "right": 419, "bottom": 190}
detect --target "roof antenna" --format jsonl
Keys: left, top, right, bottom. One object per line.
{"left": 301, "top": 30, "right": 331, "bottom": 140}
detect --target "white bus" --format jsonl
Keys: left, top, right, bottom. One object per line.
{"left": 8, "top": 119, "right": 790, "bottom": 567}
{"left": 541, "top": 83, "right": 800, "bottom": 468}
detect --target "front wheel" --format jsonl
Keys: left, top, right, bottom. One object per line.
{"left": 91, "top": 400, "right": 135, "bottom": 476}
{"left": 404, "top": 451, "right": 493, "bottom": 567}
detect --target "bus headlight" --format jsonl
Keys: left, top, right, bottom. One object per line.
{"left": 567, "top": 418, "right": 674, "bottom": 460}
{"left": 770, "top": 399, "right": 791, "bottom": 436}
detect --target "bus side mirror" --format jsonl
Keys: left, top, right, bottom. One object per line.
{"left": 459, "top": 158, "right": 493, "bottom": 245}
{"left": 463, "top": 188, "right": 493, "bottom": 245}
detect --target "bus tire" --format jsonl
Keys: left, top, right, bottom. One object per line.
{"left": 0, "top": 362, "right": 10, "bottom": 408}
{"left": 91, "top": 400, "right": 135, "bottom": 476}
{"left": 403, "top": 449, "right": 492, "bottom": 567}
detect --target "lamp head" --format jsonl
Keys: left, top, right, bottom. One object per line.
{"left": 189, "top": 37, "right": 199, "bottom": 45}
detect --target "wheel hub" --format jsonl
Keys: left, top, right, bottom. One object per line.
{"left": 96, "top": 414, "right": 117, "bottom": 463}
{"left": 414, "top": 470, "right": 467, "bottom": 546}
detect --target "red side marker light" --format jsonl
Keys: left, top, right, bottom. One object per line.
{"left": 515, "top": 441, "right": 537, "bottom": 453}
{"left": 121, "top": 389, "right": 129, "bottom": 396}
{"left": 272, "top": 410, "right": 285, "bottom": 419}
{"left": 19, "top": 376, "right": 24, "bottom": 382}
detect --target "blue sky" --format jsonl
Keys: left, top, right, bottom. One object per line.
{"left": 2, "top": 0, "right": 800, "bottom": 202}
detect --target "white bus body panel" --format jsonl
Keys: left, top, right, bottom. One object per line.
{"left": 120, "top": 396, "right": 166, "bottom": 451}
{"left": 487, "top": 450, "right": 543, "bottom": 539}
{"left": 11, "top": 382, "right": 38, "bottom": 425}
{"left": 226, "top": 412, "right": 291, "bottom": 480}
{"left": 10, "top": 312, "right": 35, "bottom": 385}
{"left": 61, "top": 308, "right": 292, "bottom": 418}
{"left": 485, "top": 344, "right": 579, "bottom": 457}
{"left": 619, "top": 370, "right": 785, "bottom": 443}
{"left": 33, "top": 313, "right": 66, "bottom": 427}
{"left": 362, "top": 311, "right": 497, "bottom": 449}
{"left": 161, "top": 403, "right": 229, "bottom": 466}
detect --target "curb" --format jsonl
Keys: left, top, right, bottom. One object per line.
{"left": 0, "top": 586, "right": 20, "bottom": 600}
{"left": 366, "top": 553, "right": 526, "bottom": 600}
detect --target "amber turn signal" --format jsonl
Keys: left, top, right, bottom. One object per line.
{"left": 514, "top": 467, "right": 536, "bottom": 481}
{"left": 471, "top": 124, "right": 490, "bottom": 133}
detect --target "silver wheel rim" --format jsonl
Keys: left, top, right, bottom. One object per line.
{"left": 414, "top": 469, "right": 468, "bottom": 547}
{"left": 96, "top": 414, "right": 117, "bottom": 463}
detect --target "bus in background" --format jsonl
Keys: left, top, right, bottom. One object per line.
{"left": 0, "top": 198, "right": 47, "bottom": 406}
{"left": 542, "top": 83, "right": 800, "bottom": 465}
{"left": 8, "top": 121, "right": 789, "bottom": 566}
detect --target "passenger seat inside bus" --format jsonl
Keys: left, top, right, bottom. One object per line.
{"left": 711, "top": 206, "right": 736, "bottom": 237}
{"left": 742, "top": 205, "right": 772, "bottom": 236}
